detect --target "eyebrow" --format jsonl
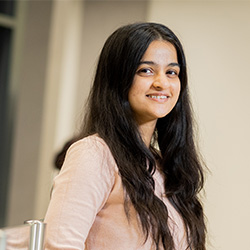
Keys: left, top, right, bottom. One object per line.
{"left": 139, "top": 61, "right": 181, "bottom": 68}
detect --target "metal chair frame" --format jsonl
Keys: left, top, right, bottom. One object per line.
{"left": 0, "top": 220, "right": 46, "bottom": 250}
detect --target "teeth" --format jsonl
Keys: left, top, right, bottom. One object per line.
{"left": 148, "top": 95, "right": 167, "bottom": 99}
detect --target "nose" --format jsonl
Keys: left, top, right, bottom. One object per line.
{"left": 152, "top": 73, "right": 170, "bottom": 90}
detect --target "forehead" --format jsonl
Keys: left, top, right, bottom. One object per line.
{"left": 141, "top": 40, "right": 178, "bottom": 62}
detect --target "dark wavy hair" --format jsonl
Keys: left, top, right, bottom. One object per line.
{"left": 79, "top": 22, "right": 206, "bottom": 250}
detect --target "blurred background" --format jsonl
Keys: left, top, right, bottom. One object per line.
{"left": 0, "top": 0, "right": 249, "bottom": 249}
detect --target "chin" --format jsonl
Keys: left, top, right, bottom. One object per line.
{"left": 156, "top": 111, "right": 171, "bottom": 118}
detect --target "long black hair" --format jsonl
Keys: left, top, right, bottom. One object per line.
{"left": 79, "top": 22, "right": 206, "bottom": 250}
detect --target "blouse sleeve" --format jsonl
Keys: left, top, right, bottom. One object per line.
{"left": 44, "top": 136, "right": 116, "bottom": 250}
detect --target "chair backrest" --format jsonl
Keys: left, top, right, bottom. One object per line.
{"left": 0, "top": 220, "right": 46, "bottom": 250}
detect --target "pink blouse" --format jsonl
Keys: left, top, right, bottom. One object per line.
{"left": 44, "top": 135, "right": 188, "bottom": 250}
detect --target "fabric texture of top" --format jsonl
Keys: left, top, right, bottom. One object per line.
{"left": 44, "top": 135, "right": 188, "bottom": 250}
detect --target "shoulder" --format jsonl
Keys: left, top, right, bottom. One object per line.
{"left": 70, "top": 134, "right": 109, "bottom": 150}
{"left": 68, "top": 134, "right": 112, "bottom": 160}
{"left": 62, "top": 134, "right": 117, "bottom": 176}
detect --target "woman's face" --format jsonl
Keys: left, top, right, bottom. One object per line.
{"left": 128, "top": 40, "right": 181, "bottom": 126}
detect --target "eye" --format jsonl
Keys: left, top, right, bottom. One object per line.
{"left": 137, "top": 68, "right": 154, "bottom": 76}
{"left": 166, "top": 69, "right": 179, "bottom": 78}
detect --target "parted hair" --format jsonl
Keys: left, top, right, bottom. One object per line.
{"left": 79, "top": 22, "right": 206, "bottom": 250}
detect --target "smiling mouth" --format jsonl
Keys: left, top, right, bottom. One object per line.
{"left": 146, "top": 95, "right": 168, "bottom": 99}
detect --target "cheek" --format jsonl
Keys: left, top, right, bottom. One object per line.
{"left": 128, "top": 82, "right": 143, "bottom": 99}
{"left": 171, "top": 80, "right": 181, "bottom": 98}
{"left": 128, "top": 86, "right": 137, "bottom": 107}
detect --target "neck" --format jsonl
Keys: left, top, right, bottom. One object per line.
{"left": 137, "top": 120, "right": 157, "bottom": 148}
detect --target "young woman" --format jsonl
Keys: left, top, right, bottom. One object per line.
{"left": 44, "top": 22, "right": 206, "bottom": 250}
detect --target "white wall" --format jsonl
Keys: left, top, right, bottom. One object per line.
{"left": 7, "top": 0, "right": 53, "bottom": 226}
{"left": 6, "top": 0, "right": 85, "bottom": 225}
{"left": 34, "top": 0, "right": 85, "bottom": 219}
{"left": 148, "top": 1, "right": 250, "bottom": 249}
